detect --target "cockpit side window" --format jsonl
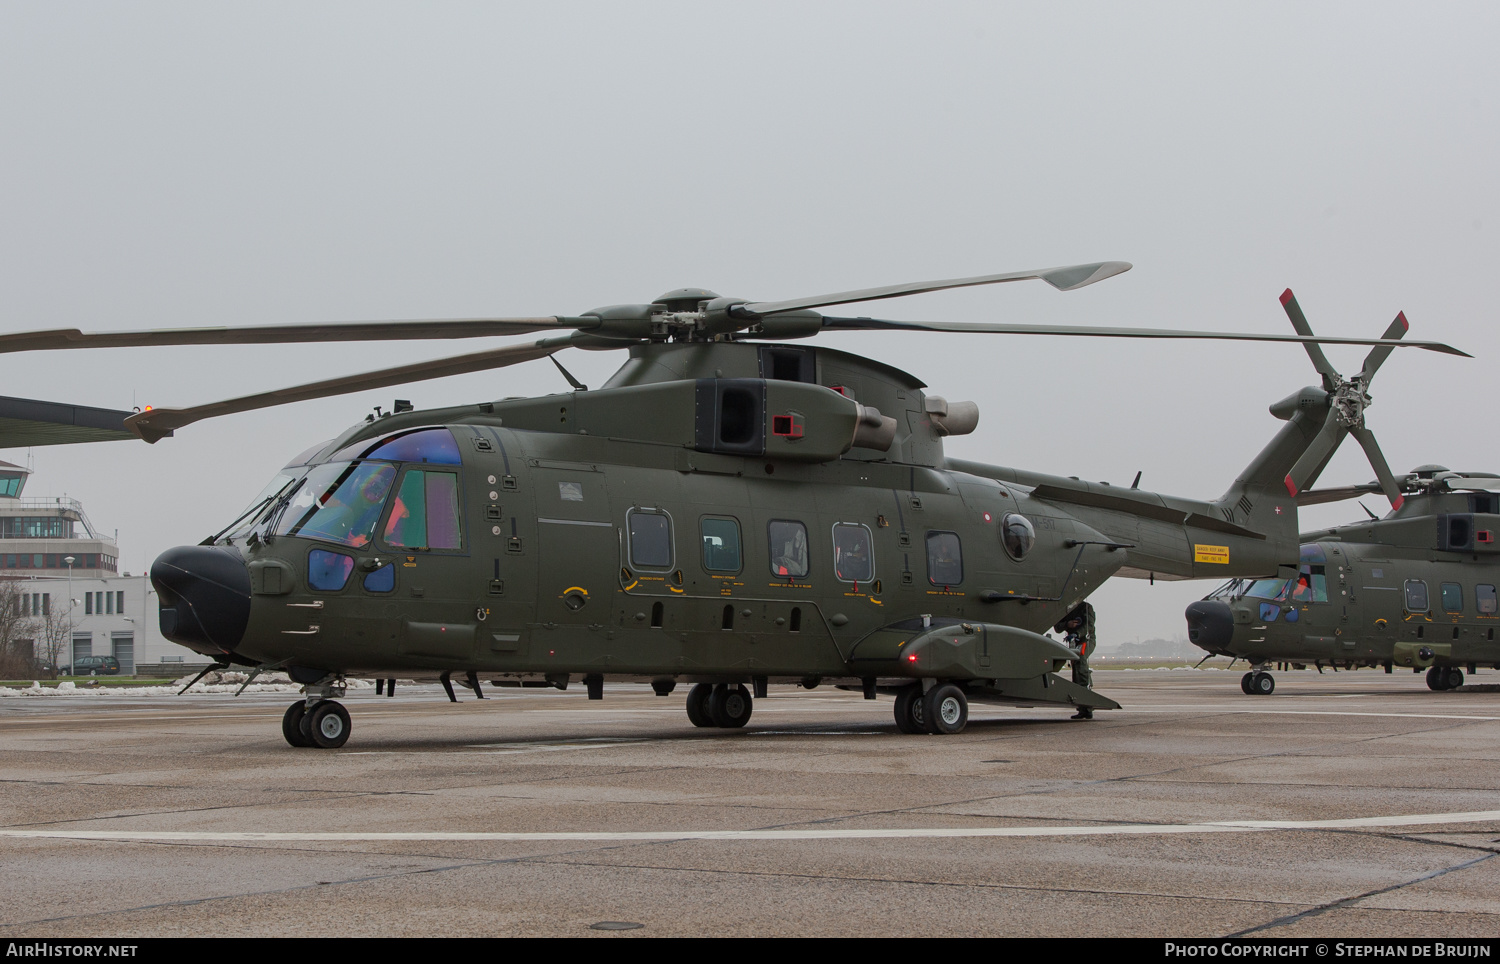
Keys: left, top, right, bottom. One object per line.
{"left": 1289, "top": 565, "right": 1328, "bottom": 604}
{"left": 383, "top": 469, "right": 462, "bottom": 550}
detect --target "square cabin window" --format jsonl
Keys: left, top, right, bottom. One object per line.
{"left": 832, "top": 523, "right": 874, "bottom": 583}
{"left": 768, "top": 521, "right": 809, "bottom": 579}
{"left": 1404, "top": 580, "right": 1429, "bottom": 613}
{"left": 628, "top": 509, "right": 673, "bottom": 570}
{"left": 700, "top": 517, "right": 741, "bottom": 573}
{"left": 1477, "top": 584, "right": 1497, "bottom": 615}
{"left": 1441, "top": 582, "right": 1463, "bottom": 614}
{"left": 927, "top": 532, "right": 964, "bottom": 587}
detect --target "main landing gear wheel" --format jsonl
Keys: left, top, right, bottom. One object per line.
{"left": 1240, "top": 672, "right": 1255, "bottom": 695}
{"left": 685, "top": 683, "right": 714, "bottom": 727}
{"left": 282, "top": 702, "right": 313, "bottom": 748}
{"left": 923, "top": 684, "right": 968, "bottom": 735}
{"left": 304, "top": 700, "right": 351, "bottom": 749}
{"left": 893, "top": 685, "right": 926, "bottom": 734}
{"left": 1249, "top": 672, "right": 1275, "bottom": 695}
{"left": 708, "top": 684, "right": 753, "bottom": 728}
{"left": 1428, "top": 667, "right": 1463, "bottom": 691}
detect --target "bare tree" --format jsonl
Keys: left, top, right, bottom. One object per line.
{"left": 37, "top": 606, "right": 71, "bottom": 679}
{"left": 0, "top": 581, "right": 40, "bottom": 678}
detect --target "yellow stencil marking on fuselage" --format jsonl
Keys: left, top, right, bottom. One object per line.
{"left": 1194, "top": 544, "right": 1230, "bottom": 564}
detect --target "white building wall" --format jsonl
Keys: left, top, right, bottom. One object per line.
{"left": 13, "top": 572, "right": 208, "bottom": 674}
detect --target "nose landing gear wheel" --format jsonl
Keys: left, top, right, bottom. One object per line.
{"left": 282, "top": 702, "right": 313, "bottom": 748}
{"left": 1250, "top": 672, "right": 1275, "bottom": 695}
{"left": 685, "top": 683, "right": 715, "bottom": 727}
{"left": 304, "top": 700, "right": 351, "bottom": 748}
{"left": 708, "top": 684, "right": 753, "bottom": 728}
{"left": 923, "top": 684, "right": 968, "bottom": 734}
{"left": 1240, "top": 672, "right": 1255, "bottom": 695}
{"left": 893, "top": 685, "right": 925, "bottom": 734}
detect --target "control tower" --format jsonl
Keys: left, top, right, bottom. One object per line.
{"left": 0, "top": 460, "right": 119, "bottom": 577}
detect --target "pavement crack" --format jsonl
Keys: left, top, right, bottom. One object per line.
{"left": 1226, "top": 851, "right": 1497, "bottom": 936}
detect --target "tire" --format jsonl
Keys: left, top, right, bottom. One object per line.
{"left": 282, "top": 702, "right": 312, "bottom": 748}
{"left": 1425, "top": 666, "right": 1445, "bottom": 691}
{"left": 923, "top": 684, "right": 968, "bottom": 734}
{"left": 1446, "top": 667, "right": 1464, "bottom": 690}
{"left": 709, "top": 684, "right": 752, "bottom": 728}
{"left": 685, "top": 683, "right": 715, "bottom": 727}
{"left": 1240, "top": 672, "right": 1254, "bottom": 695}
{"left": 893, "top": 685, "right": 925, "bottom": 734}
{"left": 306, "top": 700, "right": 351, "bottom": 749}
{"left": 1251, "top": 672, "right": 1275, "bottom": 695}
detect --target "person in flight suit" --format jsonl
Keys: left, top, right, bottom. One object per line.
{"left": 1054, "top": 602, "right": 1097, "bottom": 720}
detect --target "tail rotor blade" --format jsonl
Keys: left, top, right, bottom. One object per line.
{"left": 1279, "top": 289, "right": 1340, "bottom": 390}
{"left": 1284, "top": 418, "right": 1346, "bottom": 497}
{"left": 1350, "top": 426, "right": 1406, "bottom": 510}
{"left": 1359, "top": 312, "right": 1409, "bottom": 383}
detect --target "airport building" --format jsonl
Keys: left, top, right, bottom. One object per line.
{"left": 0, "top": 459, "right": 206, "bottom": 676}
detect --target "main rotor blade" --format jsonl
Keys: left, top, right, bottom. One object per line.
{"left": 0, "top": 317, "right": 589, "bottom": 355}
{"left": 125, "top": 338, "right": 570, "bottom": 443}
{"left": 1358, "top": 312, "right": 1409, "bottom": 383}
{"left": 1279, "top": 289, "right": 1339, "bottom": 391}
{"left": 1350, "top": 426, "right": 1405, "bottom": 510}
{"left": 737, "top": 261, "right": 1132, "bottom": 316}
{"left": 1295, "top": 483, "right": 1382, "bottom": 506}
{"left": 1284, "top": 419, "right": 1346, "bottom": 497}
{"left": 816, "top": 316, "right": 1469, "bottom": 355}
{"left": 1444, "top": 477, "right": 1500, "bottom": 492}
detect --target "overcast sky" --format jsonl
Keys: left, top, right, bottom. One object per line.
{"left": 2, "top": 2, "right": 1495, "bottom": 643}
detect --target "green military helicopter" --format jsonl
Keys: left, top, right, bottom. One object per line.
{"left": 3, "top": 264, "right": 1464, "bottom": 747}
{"left": 1186, "top": 464, "right": 1499, "bottom": 694}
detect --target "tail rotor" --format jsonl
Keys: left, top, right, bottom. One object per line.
{"left": 1278, "top": 290, "right": 1408, "bottom": 510}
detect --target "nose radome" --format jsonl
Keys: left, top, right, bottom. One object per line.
{"left": 1184, "top": 600, "right": 1235, "bottom": 652}
{"left": 151, "top": 545, "right": 252, "bottom": 656}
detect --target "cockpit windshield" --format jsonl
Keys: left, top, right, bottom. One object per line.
{"left": 273, "top": 461, "right": 398, "bottom": 548}
{"left": 230, "top": 428, "right": 463, "bottom": 549}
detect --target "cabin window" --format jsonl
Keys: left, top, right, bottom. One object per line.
{"left": 1477, "top": 584, "right": 1497, "bottom": 615}
{"left": 769, "top": 520, "right": 809, "bottom": 578}
{"left": 627, "top": 509, "right": 674, "bottom": 570}
{"left": 383, "top": 470, "right": 463, "bottom": 550}
{"left": 927, "top": 531, "right": 964, "bottom": 587}
{"left": 1441, "top": 583, "right": 1463, "bottom": 613}
{"left": 832, "top": 523, "right": 874, "bottom": 583}
{"left": 1404, "top": 579, "right": 1429, "bottom": 613}
{"left": 700, "top": 517, "right": 742, "bottom": 572}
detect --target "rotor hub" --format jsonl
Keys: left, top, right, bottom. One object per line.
{"left": 1329, "top": 377, "right": 1370, "bottom": 428}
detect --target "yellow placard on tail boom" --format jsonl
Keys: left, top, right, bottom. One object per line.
{"left": 1194, "top": 544, "right": 1230, "bottom": 564}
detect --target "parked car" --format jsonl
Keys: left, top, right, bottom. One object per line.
{"left": 61, "top": 655, "right": 120, "bottom": 676}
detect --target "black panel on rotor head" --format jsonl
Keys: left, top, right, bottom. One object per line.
{"left": 694, "top": 379, "right": 766, "bottom": 457}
